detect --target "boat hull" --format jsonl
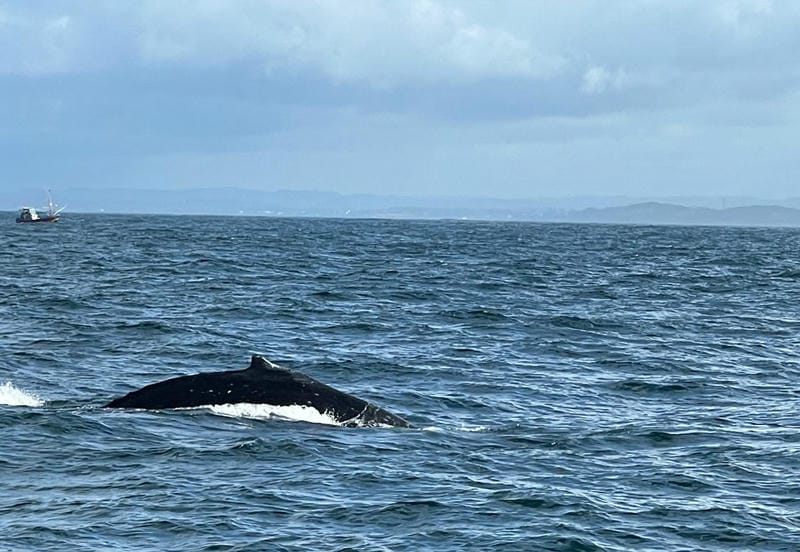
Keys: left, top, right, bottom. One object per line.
{"left": 16, "top": 215, "right": 59, "bottom": 223}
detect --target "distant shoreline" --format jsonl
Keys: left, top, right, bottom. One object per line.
{"left": 6, "top": 199, "right": 800, "bottom": 228}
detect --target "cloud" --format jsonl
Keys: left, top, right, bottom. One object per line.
{"left": 0, "top": 1, "right": 566, "bottom": 84}
{"left": 580, "top": 66, "right": 628, "bottom": 95}
{"left": 0, "top": 7, "right": 76, "bottom": 75}
{"left": 714, "top": 0, "right": 774, "bottom": 33}
{"left": 135, "top": 0, "right": 561, "bottom": 85}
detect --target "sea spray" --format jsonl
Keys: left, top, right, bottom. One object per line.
{"left": 0, "top": 382, "right": 44, "bottom": 407}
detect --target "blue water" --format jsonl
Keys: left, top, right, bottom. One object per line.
{"left": 2, "top": 214, "right": 800, "bottom": 551}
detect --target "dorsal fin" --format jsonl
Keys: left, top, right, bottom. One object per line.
{"left": 248, "top": 355, "right": 285, "bottom": 371}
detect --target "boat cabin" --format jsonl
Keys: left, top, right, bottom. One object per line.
{"left": 16, "top": 207, "right": 40, "bottom": 222}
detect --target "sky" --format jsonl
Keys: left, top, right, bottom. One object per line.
{"left": 1, "top": 0, "right": 799, "bottom": 199}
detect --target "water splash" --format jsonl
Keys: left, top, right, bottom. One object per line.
{"left": 0, "top": 382, "right": 45, "bottom": 407}
{"left": 208, "top": 403, "right": 340, "bottom": 426}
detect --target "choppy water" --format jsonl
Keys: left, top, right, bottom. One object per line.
{"left": 2, "top": 214, "right": 800, "bottom": 551}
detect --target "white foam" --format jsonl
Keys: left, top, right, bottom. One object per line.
{"left": 0, "top": 382, "right": 45, "bottom": 407}
{"left": 458, "top": 425, "right": 490, "bottom": 432}
{"left": 207, "top": 403, "right": 340, "bottom": 426}
{"left": 419, "top": 424, "right": 489, "bottom": 433}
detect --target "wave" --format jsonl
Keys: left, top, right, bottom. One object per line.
{"left": 0, "top": 382, "right": 45, "bottom": 407}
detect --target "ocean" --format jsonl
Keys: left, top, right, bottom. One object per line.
{"left": 1, "top": 214, "right": 799, "bottom": 551}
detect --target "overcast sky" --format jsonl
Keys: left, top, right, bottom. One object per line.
{"left": 1, "top": 0, "right": 798, "bottom": 199}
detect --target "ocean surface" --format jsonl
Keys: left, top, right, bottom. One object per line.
{"left": 1, "top": 214, "right": 799, "bottom": 551}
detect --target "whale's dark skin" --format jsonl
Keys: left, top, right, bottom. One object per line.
{"left": 104, "top": 355, "right": 411, "bottom": 428}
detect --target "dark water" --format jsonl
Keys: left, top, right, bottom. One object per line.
{"left": 2, "top": 214, "right": 800, "bottom": 551}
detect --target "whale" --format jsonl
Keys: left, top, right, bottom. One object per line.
{"left": 104, "top": 355, "right": 411, "bottom": 428}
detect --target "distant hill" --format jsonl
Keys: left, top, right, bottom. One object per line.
{"left": 569, "top": 202, "right": 800, "bottom": 227}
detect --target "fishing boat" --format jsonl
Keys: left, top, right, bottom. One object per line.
{"left": 16, "top": 191, "right": 65, "bottom": 223}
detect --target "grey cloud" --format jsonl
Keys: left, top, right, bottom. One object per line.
{"left": 134, "top": 0, "right": 562, "bottom": 85}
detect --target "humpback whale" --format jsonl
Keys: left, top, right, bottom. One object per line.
{"left": 104, "top": 355, "right": 411, "bottom": 428}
